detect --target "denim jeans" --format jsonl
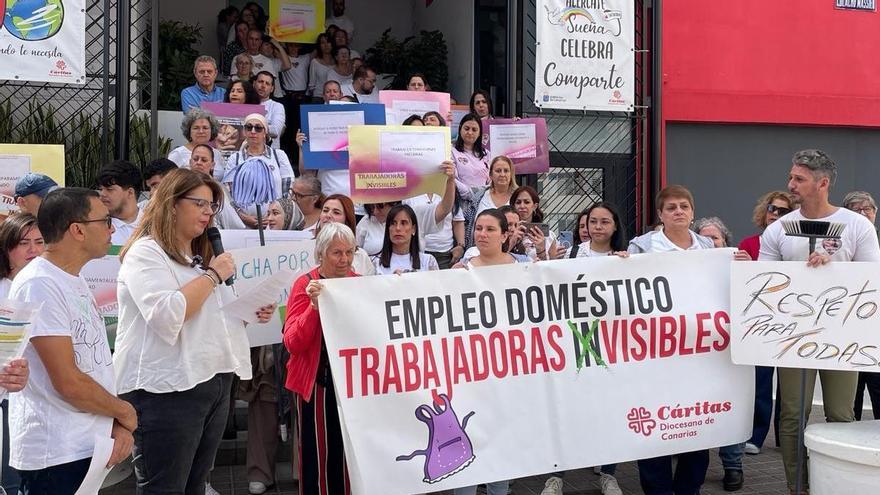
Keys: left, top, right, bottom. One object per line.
{"left": 17, "top": 458, "right": 90, "bottom": 495}
{"left": 1, "top": 400, "right": 20, "bottom": 493}
{"left": 750, "top": 366, "right": 775, "bottom": 447}
{"left": 638, "top": 450, "right": 708, "bottom": 495}
{"left": 718, "top": 443, "right": 744, "bottom": 470}
{"left": 122, "top": 373, "right": 233, "bottom": 495}
{"left": 454, "top": 480, "right": 509, "bottom": 495}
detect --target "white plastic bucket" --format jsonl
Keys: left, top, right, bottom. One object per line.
{"left": 804, "top": 421, "right": 880, "bottom": 494}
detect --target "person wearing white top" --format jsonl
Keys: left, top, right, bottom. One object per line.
{"left": 97, "top": 160, "right": 144, "bottom": 246}
{"left": 225, "top": 114, "right": 295, "bottom": 226}
{"left": 626, "top": 185, "right": 748, "bottom": 495}
{"left": 9, "top": 189, "right": 135, "bottom": 492}
{"left": 408, "top": 193, "right": 465, "bottom": 268}
{"left": 188, "top": 144, "right": 246, "bottom": 230}
{"left": 169, "top": 108, "right": 227, "bottom": 181}
{"left": 464, "top": 156, "right": 518, "bottom": 249}
{"left": 253, "top": 72, "right": 286, "bottom": 149}
{"left": 563, "top": 202, "right": 630, "bottom": 259}
{"left": 758, "top": 150, "right": 880, "bottom": 492}
{"left": 114, "top": 169, "right": 275, "bottom": 494}
{"left": 307, "top": 33, "right": 335, "bottom": 96}
{"left": 279, "top": 44, "right": 311, "bottom": 93}
{"left": 325, "top": 0, "right": 355, "bottom": 43}
{"left": 315, "top": 195, "right": 375, "bottom": 275}
{"left": 511, "top": 185, "right": 561, "bottom": 260}
{"left": 343, "top": 66, "right": 379, "bottom": 103}
{"left": 229, "top": 30, "right": 291, "bottom": 99}
{"left": 326, "top": 46, "right": 355, "bottom": 89}
{"left": 0, "top": 213, "right": 40, "bottom": 492}
{"left": 356, "top": 202, "right": 393, "bottom": 256}
{"left": 372, "top": 204, "right": 440, "bottom": 274}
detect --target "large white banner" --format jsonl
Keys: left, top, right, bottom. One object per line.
{"left": 0, "top": 0, "right": 85, "bottom": 84}
{"left": 731, "top": 261, "right": 880, "bottom": 371}
{"left": 320, "top": 250, "right": 754, "bottom": 495}
{"left": 222, "top": 230, "right": 315, "bottom": 346}
{"left": 535, "top": 0, "right": 634, "bottom": 111}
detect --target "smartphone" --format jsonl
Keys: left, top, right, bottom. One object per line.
{"left": 523, "top": 222, "right": 550, "bottom": 237}
{"left": 557, "top": 230, "right": 574, "bottom": 249}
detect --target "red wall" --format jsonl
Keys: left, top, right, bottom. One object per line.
{"left": 660, "top": 1, "right": 880, "bottom": 181}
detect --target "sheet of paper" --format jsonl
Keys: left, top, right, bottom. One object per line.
{"left": 394, "top": 100, "right": 440, "bottom": 124}
{"left": 74, "top": 431, "right": 115, "bottom": 494}
{"left": 0, "top": 298, "right": 41, "bottom": 367}
{"left": 489, "top": 123, "right": 537, "bottom": 159}
{"left": 308, "top": 110, "right": 365, "bottom": 152}
{"left": 221, "top": 269, "right": 298, "bottom": 323}
{"left": 379, "top": 130, "right": 447, "bottom": 170}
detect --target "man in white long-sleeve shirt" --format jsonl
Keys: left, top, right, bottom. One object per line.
{"left": 254, "top": 71, "right": 286, "bottom": 150}
{"left": 758, "top": 149, "right": 880, "bottom": 492}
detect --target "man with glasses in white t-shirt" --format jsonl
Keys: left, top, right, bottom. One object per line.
{"left": 9, "top": 188, "right": 136, "bottom": 494}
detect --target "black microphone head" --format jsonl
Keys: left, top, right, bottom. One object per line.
{"left": 206, "top": 227, "right": 222, "bottom": 242}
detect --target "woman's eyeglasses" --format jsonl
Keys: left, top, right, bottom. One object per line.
{"left": 182, "top": 197, "right": 221, "bottom": 214}
{"left": 244, "top": 124, "right": 265, "bottom": 133}
{"left": 767, "top": 204, "right": 792, "bottom": 216}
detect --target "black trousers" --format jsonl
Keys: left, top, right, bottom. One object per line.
{"left": 18, "top": 458, "right": 90, "bottom": 495}
{"left": 122, "top": 373, "right": 234, "bottom": 495}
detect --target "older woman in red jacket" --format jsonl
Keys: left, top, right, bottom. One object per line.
{"left": 283, "top": 221, "right": 358, "bottom": 495}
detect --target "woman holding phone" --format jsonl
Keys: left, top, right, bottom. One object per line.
{"left": 510, "top": 186, "right": 561, "bottom": 260}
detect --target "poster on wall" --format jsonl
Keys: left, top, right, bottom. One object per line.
{"left": 319, "top": 249, "right": 754, "bottom": 494}
{"left": 535, "top": 0, "right": 634, "bottom": 111}
{"left": 0, "top": 0, "right": 85, "bottom": 84}
{"left": 268, "top": 0, "right": 326, "bottom": 43}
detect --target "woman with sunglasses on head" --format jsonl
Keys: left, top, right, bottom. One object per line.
{"left": 115, "top": 169, "right": 276, "bottom": 493}
{"left": 226, "top": 113, "right": 295, "bottom": 228}
{"left": 373, "top": 204, "right": 439, "bottom": 274}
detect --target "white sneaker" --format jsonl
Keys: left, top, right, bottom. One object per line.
{"left": 248, "top": 481, "right": 268, "bottom": 494}
{"left": 744, "top": 442, "right": 761, "bottom": 455}
{"left": 205, "top": 483, "right": 221, "bottom": 495}
{"left": 541, "top": 476, "right": 564, "bottom": 495}
{"left": 599, "top": 473, "right": 623, "bottom": 495}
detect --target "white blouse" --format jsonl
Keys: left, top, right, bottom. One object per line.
{"left": 113, "top": 238, "right": 252, "bottom": 394}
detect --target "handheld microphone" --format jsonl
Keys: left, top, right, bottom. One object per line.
{"left": 206, "top": 227, "right": 234, "bottom": 286}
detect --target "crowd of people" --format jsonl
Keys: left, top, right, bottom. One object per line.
{"left": 0, "top": 3, "right": 877, "bottom": 495}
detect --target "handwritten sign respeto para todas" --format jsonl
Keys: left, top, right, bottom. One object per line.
{"left": 731, "top": 261, "right": 880, "bottom": 371}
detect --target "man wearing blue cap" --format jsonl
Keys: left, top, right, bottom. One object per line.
{"left": 14, "top": 173, "right": 59, "bottom": 217}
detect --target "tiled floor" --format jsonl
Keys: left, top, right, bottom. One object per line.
{"left": 100, "top": 405, "right": 864, "bottom": 494}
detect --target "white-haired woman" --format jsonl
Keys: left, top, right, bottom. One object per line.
{"left": 283, "top": 222, "right": 358, "bottom": 495}
{"left": 168, "top": 108, "right": 226, "bottom": 180}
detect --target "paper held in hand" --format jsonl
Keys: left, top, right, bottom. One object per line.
{"left": 0, "top": 298, "right": 42, "bottom": 368}
{"left": 220, "top": 269, "right": 298, "bottom": 324}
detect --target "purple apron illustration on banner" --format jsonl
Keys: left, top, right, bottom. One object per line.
{"left": 395, "top": 394, "right": 476, "bottom": 484}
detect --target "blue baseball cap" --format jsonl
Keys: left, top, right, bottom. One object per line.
{"left": 15, "top": 173, "right": 59, "bottom": 198}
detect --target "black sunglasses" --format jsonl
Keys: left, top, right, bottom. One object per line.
{"left": 767, "top": 204, "right": 792, "bottom": 216}
{"left": 244, "top": 124, "right": 265, "bottom": 132}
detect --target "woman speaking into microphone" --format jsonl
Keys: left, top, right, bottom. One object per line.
{"left": 114, "top": 169, "right": 275, "bottom": 493}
